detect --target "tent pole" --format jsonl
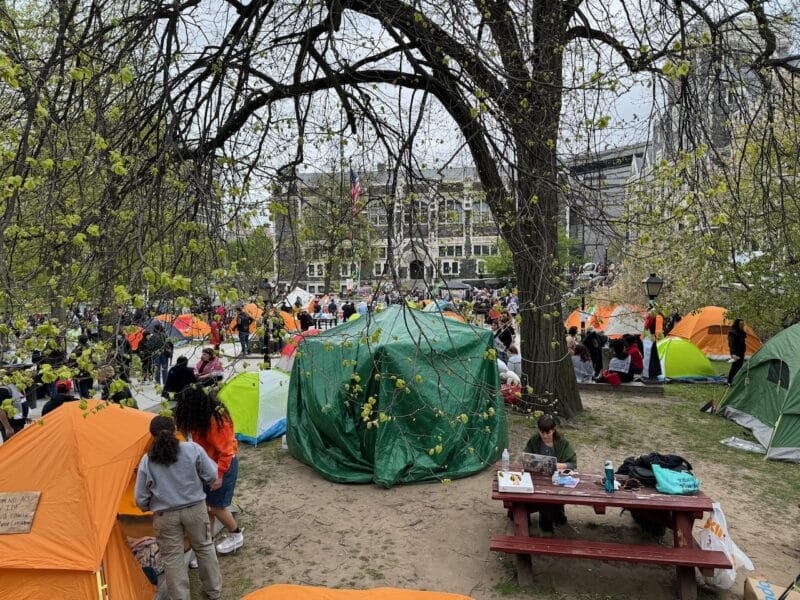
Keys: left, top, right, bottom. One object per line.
{"left": 95, "top": 565, "right": 109, "bottom": 600}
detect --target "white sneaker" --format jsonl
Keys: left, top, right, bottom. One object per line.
{"left": 216, "top": 531, "right": 244, "bottom": 554}
{"left": 188, "top": 558, "right": 198, "bottom": 569}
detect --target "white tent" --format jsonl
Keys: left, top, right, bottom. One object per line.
{"left": 603, "top": 304, "right": 646, "bottom": 338}
{"left": 285, "top": 286, "right": 313, "bottom": 307}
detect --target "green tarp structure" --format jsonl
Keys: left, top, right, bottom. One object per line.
{"left": 658, "top": 338, "right": 717, "bottom": 380}
{"left": 287, "top": 305, "right": 507, "bottom": 486}
{"left": 718, "top": 323, "right": 800, "bottom": 462}
{"left": 218, "top": 370, "right": 290, "bottom": 444}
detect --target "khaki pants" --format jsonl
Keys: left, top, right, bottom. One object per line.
{"left": 153, "top": 501, "right": 222, "bottom": 600}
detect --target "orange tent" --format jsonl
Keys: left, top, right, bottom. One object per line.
{"left": 588, "top": 304, "right": 617, "bottom": 331}
{"left": 172, "top": 314, "right": 211, "bottom": 338}
{"left": 564, "top": 308, "right": 593, "bottom": 331}
{"left": 442, "top": 310, "right": 466, "bottom": 323}
{"left": 669, "top": 306, "right": 762, "bottom": 359}
{"left": 242, "top": 584, "right": 473, "bottom": 600}
{"left": 0, "top": 401, "right": 155, "bottom": 599}
{"left": 229, "top": 303, "right": 264, "bottom": 333}
{"left": 279, "top": 310, "right": 299, "bottom": 332}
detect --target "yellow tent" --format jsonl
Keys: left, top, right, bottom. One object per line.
{"left": 0, "top": 401, "right": 155, "bottom": 599}
{"left": 243, "top": 584, "right": 473, "bottom": 600}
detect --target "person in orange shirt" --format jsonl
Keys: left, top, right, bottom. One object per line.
{"left": 175, "top": 385, "right": 243, "bottom": 554}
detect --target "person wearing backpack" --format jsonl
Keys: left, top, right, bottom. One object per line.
{"left": 234, "top": 308, "right": 253, "bottom": 356}
{"left": 147, "top": 323, "right": 173, "bottom": 386}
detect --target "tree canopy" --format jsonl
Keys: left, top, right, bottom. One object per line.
{"left": 0, "top": 0, "right": 797, "bottom": 416}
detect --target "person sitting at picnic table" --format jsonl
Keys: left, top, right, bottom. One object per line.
{"left": 522, "top": 414, "right": 578, "bottom": 534}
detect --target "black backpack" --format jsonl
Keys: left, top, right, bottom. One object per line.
{"left": 237, "top": 312, "right": 252, "bottom": 331}
{"left": 616, "top": 452, "right": 693, "bottom": 487}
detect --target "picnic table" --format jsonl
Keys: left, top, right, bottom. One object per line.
{"left": 490, "top": 465, "right": 730, "bottom": 600}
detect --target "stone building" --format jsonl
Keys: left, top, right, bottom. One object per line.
{"left": 272, "top": 167, "right": 502, "bottom": 294}
{"left": 563, "top": 143, "right": 647, "bottom": 266}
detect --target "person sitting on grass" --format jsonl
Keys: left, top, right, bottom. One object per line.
{"left": 596, "top": 339, "right": 633, "bottom": 384}
{"left": 571, "top": 343, "right": 594, "bottom": 383}
{"left": 623, "top": 334, "right": 644, "bottom": 377}
{"left": 522, "top": 414, "right": 578, "bottom": 534}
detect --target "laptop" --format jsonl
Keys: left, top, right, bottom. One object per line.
{"left": 522, "top": 452, "right": 557, "bottom": 476}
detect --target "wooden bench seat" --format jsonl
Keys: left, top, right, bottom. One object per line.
{"left": 490, "top": 535, "right": 731, "bottom": 569}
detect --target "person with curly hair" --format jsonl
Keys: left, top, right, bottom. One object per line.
{"left": 135, "top": 415, "right": 221, "bottom": 600}
{"left": 174, "top": 386, "right": 243, "bottom": 554}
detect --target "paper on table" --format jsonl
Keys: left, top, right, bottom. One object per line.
{"left": 555, "top": 476, "right": 580, "bottom": 488}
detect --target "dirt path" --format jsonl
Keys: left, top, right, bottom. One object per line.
{"left": 211, "top": 392, "right": 799, "bottom": 600}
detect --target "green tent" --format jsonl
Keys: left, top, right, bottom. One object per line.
{"left": 287, "top": 304, "right": 507, "bottom": 486}
{"left": 658, "top": 337, "right": 717, "bottom": 380}
{"left": 218, "top": 370, "right": 290, "bottom": 444}
{"left": 718, "top": 323, "right": 800, "bottom": 462}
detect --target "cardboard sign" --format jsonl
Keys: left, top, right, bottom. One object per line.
{"left": 744, "top": 577, "right": 800, "bottom": 600}
{"left": 497, "top": 470, "right": 534, "bottom": 493}
{"left": 0, "top": 492, "right": 41, "bottom": 534}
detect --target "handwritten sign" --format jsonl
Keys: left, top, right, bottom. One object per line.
{"left": 0, "top": 492, "right": 40, "bottom": 534}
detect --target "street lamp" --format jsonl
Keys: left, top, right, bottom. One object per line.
{"left": 579, "top": 284, "right": 587, "bottom": 336}
{"left": 641, "top": 272, "right": 663, "bottom": 382}
{"left": 642, "top": 273, "right": 664, "bottom": 302}
{"left": 263, "top": 280, "right": 275, "bottom": 368}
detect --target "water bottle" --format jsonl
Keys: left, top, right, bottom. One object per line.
{"left": 280, "top": 434, "right": 288, "bottom": 450}
{"left": 501, "top": 448, "right": 510, "bottom": 471}
{"left": 604, "top": 460, "right": 615, "bottom": 493}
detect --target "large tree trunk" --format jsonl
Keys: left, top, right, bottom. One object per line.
{"left": 510, "top": 231, "right": 582, "bottom": 420}
{"left": 502, "top": 2, "right": 582, "bottom": 419}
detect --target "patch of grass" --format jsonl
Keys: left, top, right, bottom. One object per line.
{"left": 568, "top": 389, "right": 800, "bottom": 509}
{"left": 494, "top": 578, "right": 523, "bottom": 596}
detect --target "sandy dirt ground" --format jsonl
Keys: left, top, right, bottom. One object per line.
{"left": 201, "top": 391, "right": 799, "bottom": 600}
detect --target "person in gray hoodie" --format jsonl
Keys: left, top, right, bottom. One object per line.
{"left": 135, "top": 416, "right": 222, "bottom": 600}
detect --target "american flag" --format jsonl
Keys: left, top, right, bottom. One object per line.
{"left": 350, "top": 167, "right": 361, "bottom": 203}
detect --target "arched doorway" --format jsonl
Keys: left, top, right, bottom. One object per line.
{"left": 409, "top": 260, "right": 425, "bottom": 280}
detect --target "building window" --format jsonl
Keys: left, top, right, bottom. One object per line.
{"left": 477, "top": 260, "right": 487, "bottom": 274}
{"left": 473, "top": 244, "right": 498, "bottom": 256}
{"left": 439, "top": 245, "right": 463, "bottom": 257}
{"left": 473, "top": 200, "right": 492, "bottom": 224}
{"left": 373, "top": 262, "right": 386, "bottom": 276}
{"left": 403, "top": 199, "right": 427, "bottom": 226}
{"left": 307, "top": 262, "right": 324, "bottom": 277}
{"left": 438, "top": 198, "right": 463, "bottom": 224}
{"left": 378, "top": 247, "right": 387, "bottom": 259}
{"left": 369, "top": 203, "right": 388, "bottom": 226}
{"left": 440, "top": 260, "right": 459, "bottom": 275}
{"left": 340, "top": 263, "right": 356, "bottom": 278}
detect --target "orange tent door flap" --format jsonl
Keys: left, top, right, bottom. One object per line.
{"left": 242, "top": 584, "right": 474, "bottom": 600}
